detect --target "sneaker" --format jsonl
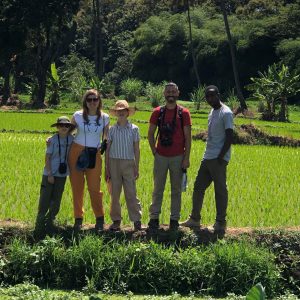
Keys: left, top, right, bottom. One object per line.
{"left": 109, "top": 220, "right": 121, "bottom": 231}
{"left": 147, "top": 218, "right": 159, "bottom": 230}
{"left": 169, "top": 219, "right": 179, "bottom": 231}
{"left": 95, "top": 216, "right": 104, "bottom": 232}
{"left": 180, "top": 217, "right": 200, "bottom": 228}
{"left": 213, "top": 221, "right": 227, "bottom": 234}
{"left": 73, "top": 218, "right": 83, "bottom": 233}
{"left": 133, "top": 221, "right": 142, "bottom": 231}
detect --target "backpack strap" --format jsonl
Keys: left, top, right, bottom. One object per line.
{"left": 155, "top": 106, "right": 165, "bottom": 142}
{"left": 177, "top": 105, "right": 184, "bottom": 131}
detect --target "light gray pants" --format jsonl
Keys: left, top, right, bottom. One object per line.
{"left": 149, "top": 154, "right": 184, "bottom": 221}
{"left": 109, "top": 158, "right": 142, "bottom": 222}
{"left": 191, "top": 159, "right": 228, "bottom": 223}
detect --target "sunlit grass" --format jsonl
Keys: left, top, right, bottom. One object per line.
{"left": 0, "top": 133, "right": 299, "bottom": 227}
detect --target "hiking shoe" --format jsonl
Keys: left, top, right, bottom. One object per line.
{"left": 213, "top": 221, "right": 227, "bottom": 235}
{"left": 109, "top": 220, "right": 121, "bottom": 231}
{"left": 133, "top": 221, "right": 142, "bottom": 231}
{"left": 147, "top": 218, "right": 159, "bottom": 230}
{"left": 45, "top": 219, "right": 59, "bottom": 234}
{"left": 73, "top": 218, "right": 83, "bottom": 233}
{"left": 169, "top": 219, "right": 179, "bottom": 231}
{"left": 95, "top": 216, "right": 104, "bottom": 232}
{"left": 180, "top": 217, "right": 200, "bottom": 228}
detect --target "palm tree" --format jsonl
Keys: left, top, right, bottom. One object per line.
{"left": 219, "top": 0, "right": 247, "bottom": 111}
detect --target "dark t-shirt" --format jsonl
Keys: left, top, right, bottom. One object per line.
{"left": 150, "top": 105, "right": 192, "bottom": 157}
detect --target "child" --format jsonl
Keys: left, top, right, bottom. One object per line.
{"left": 34, "top": 116, "right": 74, "bottom": 238}
{"left": 105, "top": 100, "right": 142, "bottom": 231}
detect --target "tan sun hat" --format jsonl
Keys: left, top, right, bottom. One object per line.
{"left": 109, "top": 100, "right": 135, "bottom": 117}
{"left": 50, "top": 116, "right": 75, "bottom": 129}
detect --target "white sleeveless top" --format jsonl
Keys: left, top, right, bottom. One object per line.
{"left": 73, "top": 110, "right": 110, "bottom": 148}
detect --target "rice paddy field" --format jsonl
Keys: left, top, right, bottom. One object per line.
{"left": 0, "top": 102, "right": 299, "bottom": 228}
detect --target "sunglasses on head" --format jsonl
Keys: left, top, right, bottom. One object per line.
{"left": 86, "top": 97, "right": 99, "bottom": 103}
{"left": 58, "top": 124, "right": 71, "bottom": 128}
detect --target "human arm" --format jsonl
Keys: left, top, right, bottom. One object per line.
{"left": 133, "top": 140, "right": 140, "bottom": 180}
{"left": 148, "top": 123, "right": 157, "bottom": 156}
{"left": 217, "top": 128, "right": 234, "bottom": 163}
{"left": 105, "top": 140, "right": 112, "bottom": 181}
{"left": 182, "top": 125, "right": 191, "bottom": 169}
{"left": 45, "top": 154, "right": 54, "bottom": 184}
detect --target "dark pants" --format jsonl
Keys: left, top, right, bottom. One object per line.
{"left": 191, "top": 159, "right": 228, "bottom": 223}
{"left": 35, "top": 175, "right": 67, "bottom": 226}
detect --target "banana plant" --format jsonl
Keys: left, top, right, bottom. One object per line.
{"left": 47, "top": 63, "right": 65, "bottom": 106}
{"left": 246, "top": 283, "right": 266, "bottom": 300}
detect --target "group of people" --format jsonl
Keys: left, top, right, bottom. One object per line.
{"left": 34, "top": 82, "right": 234, "bottom": 238}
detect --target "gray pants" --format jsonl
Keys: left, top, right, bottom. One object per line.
{"left": 149, "top": 154, "right": 183, "bottom": 221}
{"left": 36, "top": 175, "right": 67, "bottom": 223}
{"left": 191, "top": 159, "right": 228, "bottom": 222}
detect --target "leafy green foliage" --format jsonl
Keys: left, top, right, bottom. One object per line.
{"left": 145, "top": 82, "right": 166, "bottom": 108}
{"left": 2, "top": 237, "right": 280, "bottom": 296}
{"left": 191, "top": 85, "right": 206, "bottom": 110}
{"left": 47, "top": 63, "right": 64, "bottom": 106}
{"left": 120, "top": 78, "right": 143, "bottom": 102}
{"left": 247, "top": 64, "right": 300, "bottom": 121}
{"left": 246, "top": 283, "right": 266, "bottom": 300}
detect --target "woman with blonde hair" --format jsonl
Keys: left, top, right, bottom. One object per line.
{"left": 69, "top": 89, "right": 109, "bottom": 232}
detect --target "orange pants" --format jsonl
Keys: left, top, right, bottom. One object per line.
{"left": 68, "top": 142, "right": 104, "bottom": 219}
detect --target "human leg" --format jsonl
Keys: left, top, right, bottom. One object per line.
{"left": 68, "top": 143, "right": 86, "bottom": 219}
{"left": 109, "top": 158, "right": 123, "bottom": 222}
{"left": 85, "top": 152, "right": 104, "bottom": 222}
{"left": 149, "top": 154, "right": 169, "bottom": 222}
{"left": 169, "top": 155, "right": 184, "bottom": 222}
{"left": 122, "top": 159, "right": 142, "bottom": 223}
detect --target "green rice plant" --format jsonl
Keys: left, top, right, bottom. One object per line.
{"left": 0, "top": 132, "right": 300, "bottom": 228}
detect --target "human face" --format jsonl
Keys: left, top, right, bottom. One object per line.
{"left": 86, "top": 94, "right": 100, "bottom": 109}
{"left": 206, "top": 91, "right": 221, "bottom": 109}
{"left": 164, "top": 85, "right": 179, "bottom": 103}
{"left": 57, "top": 124, "right": 71, "bottom": 135}
{"left": 116, "top": 109, "right": 129, "bottom": 120}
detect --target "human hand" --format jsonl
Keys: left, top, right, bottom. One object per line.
{"left": 134, "top": 166, "right": 139, "bottom": 180}
{"left": 181, "top": 158, "right": 190, "bottom": 169}
{"left": 105, "top": 167, "right": 111, "bottom": 182}
{"left": 217, "top": 156, "right": 224, "bottom": 165}
{"left": 47, "top": 176, "right": 55, "bottom": 184}
{"left": 46, "top": 136, "right": 51, "bottom": 146}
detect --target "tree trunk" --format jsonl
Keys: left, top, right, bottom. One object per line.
{"left": 2, "top": 64, "right": 11, "bottom": 105}
{"left": 34, "top": 70, "right": 47, "bottom": 108}
{"left": 220, "top": 1, "right": 247, "bottom": 111}
{"left": 278, "top": 96, "right": 288, "bottom": 122}
{"left": 186, "top": 0, "right": 200, "bottom": 87}
{"left": 93, "top": 0, "right": 104, "bottom": 78}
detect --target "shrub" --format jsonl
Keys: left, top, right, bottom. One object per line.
{"left": 120, "top": 78, "right": 143, "bottom": 102}
{"left": 225, "top": 89, "right": 239, "bottom": 111}
{"left": 191, "top": 85, "right": 206, "bottom": 110}
{"left": 145, "top": 82, "right": 166, "bottom": 107}
{"left": 4, "top": 237, "right": 280, "bottom": 297}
